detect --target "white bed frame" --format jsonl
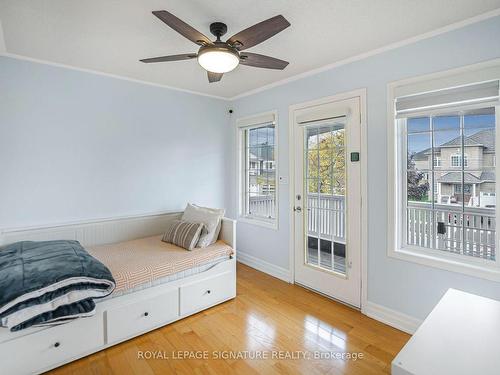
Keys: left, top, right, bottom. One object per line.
{"left": 0, "top": 211, "right": 236, "bottom": 375}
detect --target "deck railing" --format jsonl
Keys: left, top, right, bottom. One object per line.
{"left": 407, "top": 201, "right": 496, "bottom": 260}
{"left": 249, "top": 194, "right": 496, "bottom": 260}
{"left": 248, "top": 193, "right": 346, "bottom": 242}
{"left": 248, "top": 195, "right": 276, "bottom": 219}
{"left": 307, "top": 194, "right": 346, "bottom": 243}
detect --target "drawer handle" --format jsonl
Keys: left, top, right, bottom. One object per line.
{"left": 144, "top": 312, "right": 149, "bottom": 317}
{"left": 206, "top": 290, "right": 211, "bottom": 294}
{"left": 54, "top": 342, "right": 60, "bottom": 348}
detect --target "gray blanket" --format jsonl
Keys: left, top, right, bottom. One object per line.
{"left": 0, "top": 240, "right": 115, "bottom": 331}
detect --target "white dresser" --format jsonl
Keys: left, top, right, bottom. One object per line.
{"left": 392, "top": 288, "right": 500, "bottom": 375}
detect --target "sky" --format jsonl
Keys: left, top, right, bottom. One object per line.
{"left": 248, "top": 125, "right": 274, "bottom": 147}
{"left": 407, "top": 114, "right": 495, "bottom": 156}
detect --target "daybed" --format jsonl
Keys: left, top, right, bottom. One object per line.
{"left": 0, "top": 211, "right": 236, "bottom": 375}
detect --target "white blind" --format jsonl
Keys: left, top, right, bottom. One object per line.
{"left": 296, "top": 102, "right": 350, "bottom": 124}
{"left": 237, "top": 112, "right": 275, "bottom": 128}
{"left": 395, "top": 80, "right": 499, "bottom": 118}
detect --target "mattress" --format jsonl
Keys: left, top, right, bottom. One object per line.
{"left": 87, "top": 236, "right": 233, "bottom": 297}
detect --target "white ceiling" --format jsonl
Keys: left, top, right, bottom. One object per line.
{"left": 1, "top": 0, "right": 500, "bottom": 98}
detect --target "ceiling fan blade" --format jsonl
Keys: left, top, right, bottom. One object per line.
{"left": 140, "top": 54, "right": 197, "bottom": 63}
{"left": 226, "top": 15, "right": 290, "bottom": 50}
{"left": 207, "top": 71, "right": 223, "bottom": 83}
{"left": 152, "top": 10, "right": 212, "bottom": 46}
{"left": 239, "top": 53, "right": 289, "bottom": 70}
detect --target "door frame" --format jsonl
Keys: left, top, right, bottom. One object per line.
{"left": 288, "top": 88, "right": 368, "bottom": 309}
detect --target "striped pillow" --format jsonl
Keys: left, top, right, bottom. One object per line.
{"left": 161, "top": 220, "right": 205, "bottom": 251}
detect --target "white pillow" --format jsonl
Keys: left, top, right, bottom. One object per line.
{"left": 194, "top": 204, "right": 225, "bottom": 245}
{"left": 182, "top": 203, "right": 225, "bottom": 248}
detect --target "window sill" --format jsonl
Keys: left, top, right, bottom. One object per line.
{"left": 238, "top": 216, "right": 278, "bottom": 230}
{"left": 388, "top": 246, "right": 500, "bottom": 282}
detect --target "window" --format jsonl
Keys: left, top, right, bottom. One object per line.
{"left": 454, "top": 184, "right": 472, "bottom": 194}
{"left": 404, "top": 110, "right": 496, "bottom": 261}
{"left": 451, "top": 154, "right": 468, "bottom": 167}
{"left": 237, "top": 112, "right": 278, "bottom": 227}
{"left": 406, "top": 111, "right": 496, "bottom": 260}
{"left": 388, "top": 63, "right": 500, "bottom": 280}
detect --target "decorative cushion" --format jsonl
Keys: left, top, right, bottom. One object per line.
{"left": 161, "top": 220, "right": 204, "bottom": 251}
{"left": 193, "top": 204, "right": 225, "bottom": 246}
{"left": 182, "top": 204, "right": 225, "bottom": 248}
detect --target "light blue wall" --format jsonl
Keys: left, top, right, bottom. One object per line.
{"left": 0, "top": 56, "right": 229, "bottom": 228}
{"left": 1, "top": 16, "right": 500, "bottom": 321}
{"left": 227, "top": 16, "right": 500, "bottom": 319}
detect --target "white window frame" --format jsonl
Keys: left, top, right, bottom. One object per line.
{"left": 387, "top": 59, "right": 500, "bottom": 281}
{"left": 433, "top": 156, "right": 441, "bottom": 167}
{"left": 451, "top": 153, "right": 468, "bottom": 167}
{"left": 236, "top": 111, "right": 279, "bottom": 230}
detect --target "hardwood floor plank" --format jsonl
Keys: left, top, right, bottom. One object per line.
{"left": 45, "top": 263, "right": 410, "bottom": 374}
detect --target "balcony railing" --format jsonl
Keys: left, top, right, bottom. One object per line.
{"left": 248, "top": 193, "right": 346, "bottom": 242}
{"left": 407, "top": 201, "right": 496, "bottom": 260}
{"left": 248, "top": 195, "right": 276, "bottom": 219}
{"left": 307, "top": 194, "right": 346, "bottom": 243}
{"left": 249, "top": 194, "right": 496, "bottom": 261}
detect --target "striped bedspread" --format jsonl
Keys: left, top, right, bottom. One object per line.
{"left": 87, "top": 236, "right": 234, "bottom": 294}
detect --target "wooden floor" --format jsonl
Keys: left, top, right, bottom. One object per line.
{"left": 48, "top": 263, "right": 410, "bottom": 375}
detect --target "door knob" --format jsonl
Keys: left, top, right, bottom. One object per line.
{"left": 294, "top": 206, "right": 302, "bottom": 213}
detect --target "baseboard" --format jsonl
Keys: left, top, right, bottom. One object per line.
{"left": 236, "top": 252, "right": 421, "bottom": 334}
{"left": 237, "top": 252, "right": 292, "bottom": 283}
{"left": 362, "top": 301, "right": 422, "bottom": 334}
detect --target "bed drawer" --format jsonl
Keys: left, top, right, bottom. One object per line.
{"left": 106, "top": 288, "right": 179, "bottom": 344}
{"left": 0, "top": 314, "right": 103, "bottom": 375}
{"left": 179, "top": 271, "right": 236, "bottom": 316}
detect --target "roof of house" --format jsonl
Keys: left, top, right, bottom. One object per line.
{"left": 440, "top": 128, "right": 495, "bottom": 150}
{"left": 438, "top": 172, "right": 480, "bottom": 184}
{"left": 437, "top": 171, "right": 496, "bottom": 184}
{"left": 413, "top": 128, "right": 495, "bottom": 160}
{"left": 249, "top": 147, "right": 275, "bottom": 161}
{"left": 479, "top": 171, "right": 495, "bottom": 181}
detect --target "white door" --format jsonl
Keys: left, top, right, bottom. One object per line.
{"left": 292, "top": 96, "right": 362, "bottom": 307}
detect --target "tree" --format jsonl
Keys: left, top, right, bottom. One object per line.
{"left": 407, "top": 153, "right": 429, "bottom": 201}
{"left": 307, "top": 130, "right": 345, "bottom": 195}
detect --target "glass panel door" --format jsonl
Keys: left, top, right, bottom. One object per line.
{"left": 293, "top": 95, "right": 362, "bottom": 308}
{"left": 305, "top": 122, "right": 347, "bottom": 275}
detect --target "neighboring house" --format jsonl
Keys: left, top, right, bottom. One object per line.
{"left": 414, "top": 129, "right": 496, "bottom": 207}
{"left": 248, "top": 150, "right": 276, "bottom": 195}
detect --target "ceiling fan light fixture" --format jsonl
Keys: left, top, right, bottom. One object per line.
{"left": 141, "top": 11, "right": 291, "bottom": 83}
{"left": 197, "top": 46, "right": 239, "bottom": 74}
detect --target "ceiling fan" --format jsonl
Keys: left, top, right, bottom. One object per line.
{"left": 140, "top": 10, "right": 290, "bottom": 83}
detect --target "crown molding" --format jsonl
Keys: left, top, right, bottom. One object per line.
{"left": 0, "top": 52, "right": 230, "bottom": 101}
{"left": 1, "top": 8, "right": 499, "bottom": 101}
{"left": 230, "top": 8, "right": 500, "bottom": 101}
